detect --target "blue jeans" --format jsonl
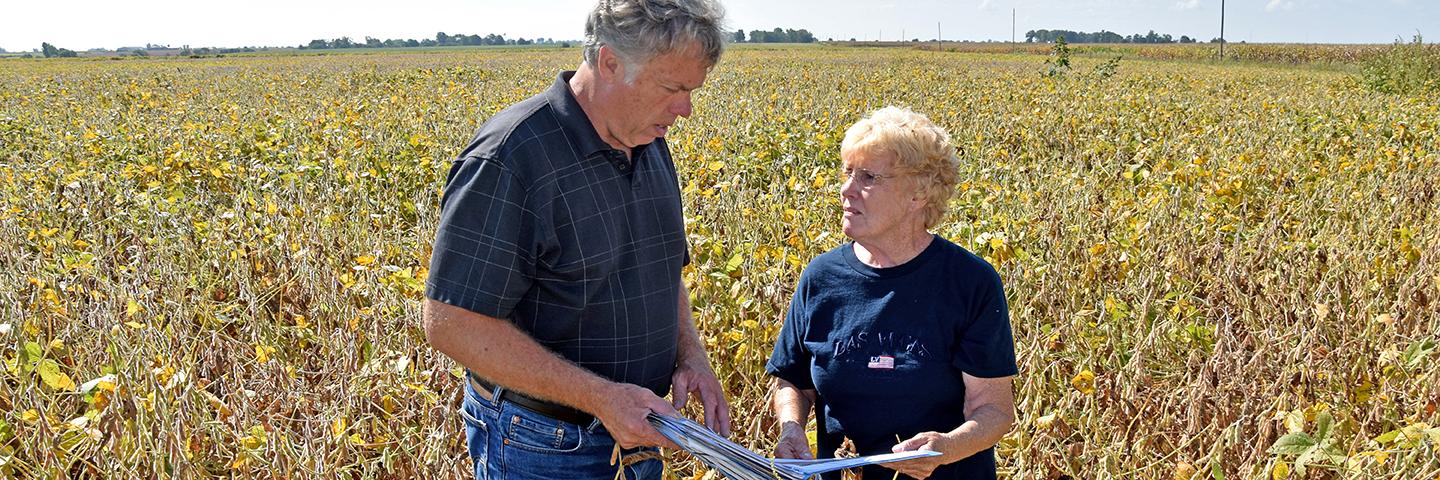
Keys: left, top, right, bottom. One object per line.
{"left": 461, "top": 381, "right": 663, "bottom": 480}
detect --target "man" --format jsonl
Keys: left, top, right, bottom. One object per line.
{"left": 423, "top": 1, "right": 730, "bottom": 478}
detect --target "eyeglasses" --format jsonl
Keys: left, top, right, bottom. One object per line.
{"left": 839, "top": 167, "right": 897, "bottom": 188}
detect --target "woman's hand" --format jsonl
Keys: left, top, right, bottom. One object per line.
{"left": 887, "top": 431, "right": 955, "bottom": 479}
{"left": 774, "top": 420, "right": 813, "bottom": 459}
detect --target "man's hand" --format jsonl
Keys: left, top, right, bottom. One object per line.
{"left": 774, "top": 420, "right": 813, "bottom": 459}
{"left": 671, "top": 358, "right": 732, "bottom": 436}
{"left": 887, "top": 431, "right": 956, "bottom": 479}
{"left": 590, "top": 382, "right": 681, "bottom": 449}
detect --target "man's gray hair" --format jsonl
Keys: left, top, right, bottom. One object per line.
{"left": 583, "top": 0, "right": 726, "bottom": 82}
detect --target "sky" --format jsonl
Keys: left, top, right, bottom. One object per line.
{"left": 1, "top": 0, "right": 1433, "bottom": 52}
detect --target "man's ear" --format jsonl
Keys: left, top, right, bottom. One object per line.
{"left": 596, "top": 45, "right": 624, "bottom": 82}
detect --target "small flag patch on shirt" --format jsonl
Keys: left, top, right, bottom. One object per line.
{"left": 868, "top": 355, "right": 895, "bottom": 369}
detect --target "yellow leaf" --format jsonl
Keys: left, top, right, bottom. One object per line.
{"left": 1071, "top": 369, "right": 1096, "bottom": 395}
{"left": 332, "top": 417, "right": 348, "bottom": 438}
{"left": 37, "top": 359, "right": 77, "bottom": 391}
{"left": 126, "top": 299, "right": 141, "bottom": 317}
{"left": 1271, "top": 461, "right": 1290, "bottom": 479}
{"left": 355, "top": 255, "right": 376, "bottom": 266}
{"left": 125, "top": 321, "right": 146, "bottom": 329}
{"left": 1284, "top": 409, "right": 1305, "bottom": 433}
{"left": 707, "top": 161, "right": 726, "bottom": 171}
{"left": 21, "top": 409, "right": 39, "bottom": 423}
{"left": 1172, "top": 461, "right": 1197, "bottom": 480}
{"left": 254, "top": 344, "right": 276, "bottom": 364}
{"left": 202, "top": 390, "right": 232, "bottom": 419}
{"left": 241, "top": 426, "right": 267, "bottom": 449}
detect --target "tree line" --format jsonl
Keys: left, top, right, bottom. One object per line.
{"left": 1026, "top": 29, "right": 1215, "bottom": 44}
{"left": 731, "top": 28, "right": 817, "bottom": 43}
{"left": 300, "top": 32, "right": 567, "bottom": 50}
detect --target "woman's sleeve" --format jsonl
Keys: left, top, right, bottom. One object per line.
{"left": 766, "top": 273, "right": 815, "bottom": 389}
{"left": 952, "top": 267, "right": 1019, "bottom": 378}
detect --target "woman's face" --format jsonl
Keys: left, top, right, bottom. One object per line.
{"left": 839, "top": 149, "right": 923, "bottom": 243}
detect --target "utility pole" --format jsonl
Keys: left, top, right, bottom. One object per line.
{"left": 1219, "top": 0, "right": 1226, "bottom": 59}
{"left": 1012, "top": 8, "right": 1016, "bottom": 43}
{"left": 937, "top": 22, "right": 942, "bottom": 50}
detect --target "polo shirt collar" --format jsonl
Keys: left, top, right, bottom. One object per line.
{"left": 548, "top": 71, "right": 630, "bottom": 160}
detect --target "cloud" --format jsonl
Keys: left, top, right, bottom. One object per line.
{"left": 1175, "top": 0, "right": 1199, "bottom": 9}
{"left": 979, "top": 0, "right": 993, "bottom": 10}
{"left": 1265, "top": 0, "right": 1296, "bottom": 12}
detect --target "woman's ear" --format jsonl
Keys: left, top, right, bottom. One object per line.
{"left": 909, "top": 185, "right": 928, "bottom": 213}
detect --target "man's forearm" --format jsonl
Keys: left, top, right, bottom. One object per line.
{"left": 422, "top": 298, "right": 614, "bottom": 414}
{"left": 674, "top": 282, "right": 710, "bottom": 368}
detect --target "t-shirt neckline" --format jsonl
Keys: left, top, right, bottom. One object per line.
{"left": 841, "top": 234, "right": 941, "bottom": 279}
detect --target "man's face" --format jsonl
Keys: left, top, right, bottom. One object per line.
{"left": 604, "top": 47, "right": 710, "bottom": 150}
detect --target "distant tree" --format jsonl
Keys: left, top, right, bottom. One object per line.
{"left": 732, "top": 29, "right": 745, "bottom": 43}
{"left": 436, "top": 32, "right": 450, "bottom": 45}
{"left": 40, "top": 42, "right": 76, "bottom": 58}
{"left": 305, "top": 39, "right": 330, "bottom": 49}
{"left": 0, "top": 47, "right": 6, "bottom": 53}
{"left": 1179, "top": 35, "right": 1193, "bottom": 43}
{"left": 1096, "top": 30, "right": 1124, "bottom": 43}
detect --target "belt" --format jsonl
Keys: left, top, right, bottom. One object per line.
{"left": 468, "top": 373, "right": 596, "bottom": 427}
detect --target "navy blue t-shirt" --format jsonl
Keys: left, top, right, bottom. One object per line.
{"left": 766, "top": 235, "right": 1018, "bottom": 480}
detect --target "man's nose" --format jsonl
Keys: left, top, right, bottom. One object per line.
{"left": 670, "top": 92, "right": 693, "bottom": 118}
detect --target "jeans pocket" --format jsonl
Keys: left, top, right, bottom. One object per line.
{"left": 461, "top": 386, "right": 494, "bottom": 479}
{"left": 502, "top": 406, "right": 583, "bottom": 453}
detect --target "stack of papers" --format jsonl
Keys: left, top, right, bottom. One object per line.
{"left": 646, "top": 413, "right": 940, "bottom": 480}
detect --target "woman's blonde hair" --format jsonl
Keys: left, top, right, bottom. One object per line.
{"left": 840, "top": 106, "right": 960, "bottom": 229}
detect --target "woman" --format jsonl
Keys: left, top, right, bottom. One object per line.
{"left": 766, "top": 106, "right": 1017, "bottom": 480}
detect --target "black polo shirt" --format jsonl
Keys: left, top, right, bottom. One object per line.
{"left": 426, "top": 71, "right": 689, "bottom": 396}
